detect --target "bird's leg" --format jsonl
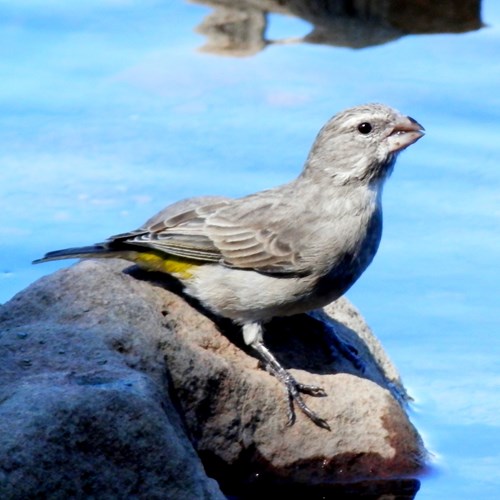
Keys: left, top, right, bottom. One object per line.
{"left": 242, "top": 322, "right": 331, "bottom": 431}
{"left": 251, "top": 340, "right": 331, "bottom": 430}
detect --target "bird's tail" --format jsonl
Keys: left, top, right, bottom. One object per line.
{"left": 33, "top": 244, "right": 115, "bottom": 264}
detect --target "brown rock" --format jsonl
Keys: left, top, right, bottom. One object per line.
{"left": 0, "top": 259, "right": 426, "bottom": 497}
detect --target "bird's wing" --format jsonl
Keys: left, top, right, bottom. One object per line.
{"left": 109, "top": 192, "right": 312, "bottom": 275}
{"left": 204, "top": 197, "right": 309, "bottom": 274}
{"left": 108, "top": 198, "right": 228, "bottom": 262}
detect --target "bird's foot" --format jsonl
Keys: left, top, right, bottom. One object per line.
{"left": 285, "top": 377, "right": 330, "bottom": 430}
{"left": 296, "top": 382, "right": 327, "bottom": 397}
{"left": 250, "top": 337, "right": 330, "bottom": 431}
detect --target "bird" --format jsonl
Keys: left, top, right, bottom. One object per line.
{"left": 34, "top": 103, "right": 424, "bottom": 430}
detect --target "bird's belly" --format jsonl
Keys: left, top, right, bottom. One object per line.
{"left": 184, "top": 265, "right": 327, "bottom": 323}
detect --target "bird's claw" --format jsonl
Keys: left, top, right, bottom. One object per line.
{"left": 286, "top": 393, "right": 331, "bottom": 431}
{"left": 250, "top": 336, "right": 331, "bottom": 430}
{"left": 296, "top": 383, "right": 327, "bottom": 397}
{"left": 286, "top": 377, "right": 331, "bottom": 431}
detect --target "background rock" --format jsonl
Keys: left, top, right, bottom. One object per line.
{"left": 0, "top": 259, "right": 426, "bottom": 497}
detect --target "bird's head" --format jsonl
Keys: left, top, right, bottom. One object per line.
{"left": 304, "top": 103, "right": 424, "bottom": 186}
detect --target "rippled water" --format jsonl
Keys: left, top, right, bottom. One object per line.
{"left": 1, "top": 1, "right": 499, "bottom": 498}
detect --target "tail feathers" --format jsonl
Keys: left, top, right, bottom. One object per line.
{"left": 33, "top": 244, "right": 114, "bottom": 264}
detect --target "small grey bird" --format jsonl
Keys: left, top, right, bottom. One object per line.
{"left": 34, "top": 103, "right": 424, "bottom": 430}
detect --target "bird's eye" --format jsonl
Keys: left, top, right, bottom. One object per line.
{"left": 357, "top": 122, "right": 372, "bottom": 134}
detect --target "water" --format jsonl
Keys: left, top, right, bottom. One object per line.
{"left": 1, "top": 1, "right": 499, "bottom": 498}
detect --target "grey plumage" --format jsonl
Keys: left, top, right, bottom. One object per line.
{"left": 34, "top": 103, "right": 425, "bottom": 429}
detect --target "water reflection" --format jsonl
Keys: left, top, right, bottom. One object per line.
{"left": 191, "top": 0, "right": 482, "bottom": 56}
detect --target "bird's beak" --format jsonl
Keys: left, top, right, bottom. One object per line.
{"left": 387, "top": 116, "right": 425, "bottom": 153}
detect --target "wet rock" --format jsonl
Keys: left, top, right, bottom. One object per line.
{"left": 0, "top": 259, "right": 426, "bottom": 497}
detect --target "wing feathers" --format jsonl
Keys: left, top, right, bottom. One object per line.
{"left": 107, "top": 194, "right": 311, "bottom": 276}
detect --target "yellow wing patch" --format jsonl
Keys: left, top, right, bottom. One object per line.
{"left": 131, "top": 251, "right": 199, "bottom": 279}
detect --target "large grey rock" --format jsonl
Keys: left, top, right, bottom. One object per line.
{"left": 0, "top": 259, "right": 426, "bottom": 497}
{"left": 0, "top": 262, "right": 224, "bottom": 499}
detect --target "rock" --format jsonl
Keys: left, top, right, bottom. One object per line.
{"left": 0, "top": 261, "right": 224, "bottom": 499}
{"left": 0, "top": 259, "right": 426, "bottom": 497}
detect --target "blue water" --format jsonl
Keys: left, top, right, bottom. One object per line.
{"left": 1, "top": 2, "right": 499, "bottom": 498}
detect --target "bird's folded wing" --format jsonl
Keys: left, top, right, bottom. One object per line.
{"left": 108, "top": 202, "right": 225, "bottom": 262}
{"left": 108, "top": 197, "right": 311, "bottom": 276}
{"left": 205, "top": 213, "right": 306, "bottom": 274}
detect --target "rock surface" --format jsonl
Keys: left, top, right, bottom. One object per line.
{"left": 0, "top": 259, "right": 426, "bottom": 497}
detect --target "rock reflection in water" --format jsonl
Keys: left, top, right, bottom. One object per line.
{"left": 190, "top": 0, "right": 482, "bottom": 56}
